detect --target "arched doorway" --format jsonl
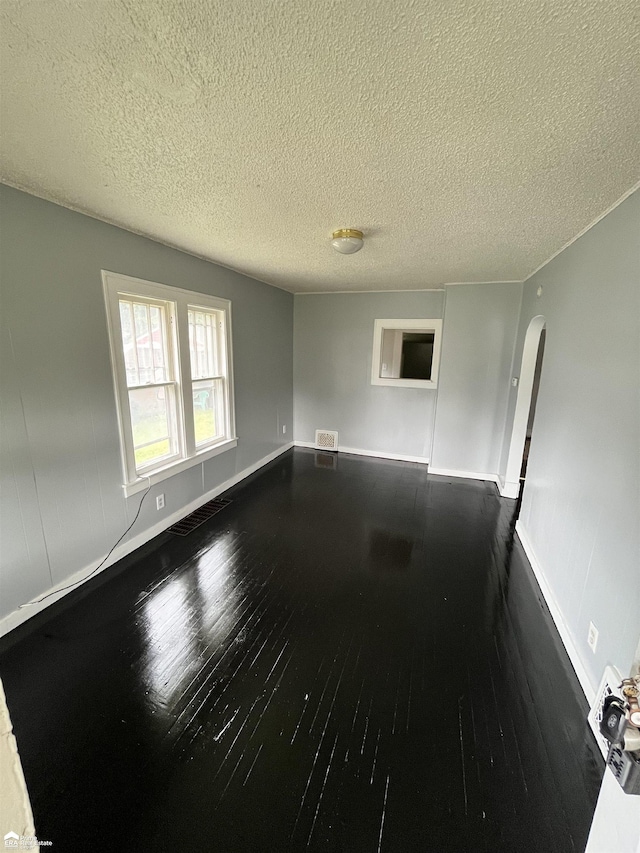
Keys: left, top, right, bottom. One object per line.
{"left": 501, "top": 315, "right": 546, "bottom": 499}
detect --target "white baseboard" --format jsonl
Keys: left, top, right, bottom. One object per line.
{"left": 339, "top": 445, "right": 429, "bottom": 464}
{"left": 296, "top": 443, "right": 503, "bottom": 480}
{"left": 515, "top": 519, "right": 596, "bottom": 706}
{"left": 427, "top": 466, "right": 501, "bottom": 487}
{"left": 294, "top": 441, "right": 429, "bottom": 465}
{"left": 500, "top": 479, "right": 520, "bottom": 499}
{"left": 0, "top": 442, "right": 294, "bottom": 640}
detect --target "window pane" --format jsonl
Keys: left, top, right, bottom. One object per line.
{"left": 120, "top": 301, "right": 139, "bottom": 386}
{"left": 133, "top": 303, "right": 153, "bottom": 385}
{"left": 188, "top": 310, "right": 219, "bottom": 379}
{"left": 129, "top": 386, "right": 178, "bottom": 468}
{"left": 149, "top": 305, "right": 167, "bottom": 383}
{"left": 192, "top": 378, "right": 224, "bottom": 445}
{"left": 119, "top": 298, "right": 170, "bottom": 387}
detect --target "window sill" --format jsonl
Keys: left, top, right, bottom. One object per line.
{"left": 371, "top": 378, "right": 438, "bottom": 389}
{"left": 123, "top": 438, "right": 238, "bottom": 497}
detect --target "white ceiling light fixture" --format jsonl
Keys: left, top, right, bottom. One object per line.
{"left": 331, "top": 229, "right": 364, "bottom": 254}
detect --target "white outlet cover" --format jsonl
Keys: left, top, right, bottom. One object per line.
{"left": 588, "top": 621, "right": 599, "bottom": 652}
{"left": 156, "top": 495, "right": 165, "bottom": 510}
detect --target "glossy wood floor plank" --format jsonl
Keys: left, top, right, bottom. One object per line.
{"left": 0, "top": 449, "right": 602, "bottom": 852}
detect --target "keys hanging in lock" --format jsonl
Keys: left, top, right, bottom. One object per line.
{"left": 600, "top": 694, "right": 627, "bottom": 745}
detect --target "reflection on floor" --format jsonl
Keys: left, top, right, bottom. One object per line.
{"left": 0, "top": 448, "right": 602, "bottom": 852}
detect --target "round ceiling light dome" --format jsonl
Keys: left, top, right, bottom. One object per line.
{"left": 331, "top": 229, "right": 364, "bottom": 254}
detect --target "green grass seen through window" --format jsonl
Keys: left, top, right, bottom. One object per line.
{"left": 133, "top": 410, "right": 218, "bottom": 468}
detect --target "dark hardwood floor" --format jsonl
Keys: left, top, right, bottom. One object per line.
{"left": 0, "top": 448, "right": 602, "bottom": 852}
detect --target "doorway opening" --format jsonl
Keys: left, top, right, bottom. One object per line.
{"left": 521, "top": 328, "right": 545, "bottom": 483}
{"left": 502, "top": 315, "right": 546, "bottom": 501}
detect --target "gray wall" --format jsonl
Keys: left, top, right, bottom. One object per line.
{"left": 504, "top": 190, "right": 639, "bottom": 691}
{"left": 3, "top": 181, "right": 637, "bottom": 699}
{"left": 430, "top": 282, "right": 523, "bottom": 476}
{"left": 293, "top": 291, "right": 445, "bottom": 459}
{"left": 0, "top": 185, "right": 293, "bottom": 621}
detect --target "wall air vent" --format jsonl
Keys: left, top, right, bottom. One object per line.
{"left": 314, "top": 429, "right": 339, "bottom": 451}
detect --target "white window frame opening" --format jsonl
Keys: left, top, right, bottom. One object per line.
{"left": 371, "top": 319, "right": 443, "bottom": 389}
{"left": 103, "top": 271, "right": 236, "bottom": 496}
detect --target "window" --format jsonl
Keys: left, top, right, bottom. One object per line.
{"left": 371, "top": 319, "right": 443, "bottom": 388}
{"left": 103, "top": 271, "right": 236, "bottom": 495}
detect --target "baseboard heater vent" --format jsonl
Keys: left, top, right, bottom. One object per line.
{"left": 315, "top": 429, "right": 339, "bottom": 451}
{"left": 167, "top": 498, "right": 232, "bottom": 536}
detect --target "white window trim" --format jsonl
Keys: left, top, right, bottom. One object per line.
{"left": 102, "top": 270, "right": 237, "bottom": 496}
{"left": 371, "top": 318, "right": 443, "bottom": 388}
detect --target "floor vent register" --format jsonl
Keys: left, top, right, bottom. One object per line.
{"left": 167, "top": 498, "right": 232, "bottom": 536}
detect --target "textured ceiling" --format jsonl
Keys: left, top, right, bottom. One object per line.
{"left": 1, "top": 0, "right": 639, "bottom": 293}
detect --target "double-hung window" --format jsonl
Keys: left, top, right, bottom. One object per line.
{"left": 103, "top": 271, "right": 236, "bottom": 495}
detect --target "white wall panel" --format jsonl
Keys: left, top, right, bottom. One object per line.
{"left": 293, "top": 291, "right": 445, "bottom": 460}
{"left": 510, "top": 190, "right": 639, "bottom": 694}
{"left": 0, "top": 313, "right": 51, "bottom": 608}
{"left": 0, "top": 185, "right": 293, "bottom": 621}
{"left": 430, "top": 283, "right": 522, "bottom": 477}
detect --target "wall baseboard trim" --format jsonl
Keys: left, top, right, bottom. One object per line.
{"left": 294, "top": 441, "right": 429, "bottom": 465}
{"left": 339, "top": 445, "right": 429, "bottom": 464}
{"left": 515, "top": 519, "right": 596, "bottom": 706}
{"left": 500, "top": 479, "right": 520, "bottom": 499}
{"left": 428, "top": 466, "right": 501, "bottom": 487}
{"left": 0, "top": 442, "right": 294, "bottom": 640}
{"left": 295, "top": 444, "right": 504, "bottom": 480}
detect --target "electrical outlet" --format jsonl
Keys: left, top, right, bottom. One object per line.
{"left": 588, "top": 621, "right": 599, "bottom": 653}
{"left": 156, "top": 494, "right": 165, "bottom": 511}
{"left": 282, "top": 424, "right": 287, "bottom": 435}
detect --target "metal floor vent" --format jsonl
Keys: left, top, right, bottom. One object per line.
{"left": 167, "top": 498, "right": 232, "bottom": 536}
{"left": 315, "top": 429, "right": 339, "bottom": 451}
